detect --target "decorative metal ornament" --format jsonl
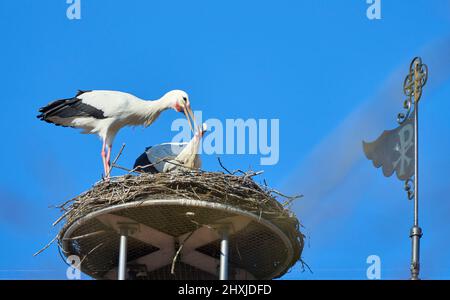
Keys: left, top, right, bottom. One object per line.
{"left": 398, "top": 57, "right": 428, "bottom": 125}
{"left": 363, "top": 57, "right": 428, "bottom": 280}
{"left": 404, "top": 178, "right": 415, "bottom": 200}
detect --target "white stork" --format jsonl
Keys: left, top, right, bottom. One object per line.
{"left": 37, "top": 90, "right": 196, "bottom": 177}
{"left": 134, "top": 123, "right": 207, "bottom": 173}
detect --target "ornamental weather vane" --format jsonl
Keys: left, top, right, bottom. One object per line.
{"left": 363, "top": 57, "right": 428, "bottom": 280}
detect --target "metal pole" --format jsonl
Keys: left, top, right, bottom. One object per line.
{"left": 219, "top": 229, "right": 229, "bottom": 280}
{"left": 118, "top": 228, "right": 128, "bottom": 280}
{"left": 410, "top": 62, "right": 423, "bottom": 280}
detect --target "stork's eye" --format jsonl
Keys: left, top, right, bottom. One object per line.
{"left": 182, "top": 96, "right": 187, "bottom": 102}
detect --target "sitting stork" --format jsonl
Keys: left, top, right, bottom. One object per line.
{"left": 134, "top": 123, "right": 207, "bottom": 173}
{"left": 37, "top": 90, "right": 196, "bottom": 178}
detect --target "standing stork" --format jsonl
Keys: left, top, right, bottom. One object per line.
{"left": 37, "top": 90, "right": 196, "bottom": 178}
{"left": 134, "top": 123, "right": 207, "bottom": 173}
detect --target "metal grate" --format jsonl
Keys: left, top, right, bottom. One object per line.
{"left": 196, "top": 221, "right": 287, "bottom": 278}
{"left": 115, "top": 204, "right": 233, "bottom": 237}
{"left": 67, "top": 219, "right": 159, "bottom": 278}
{"left": 62, "top": 199, "right": 299, "bottom": 280}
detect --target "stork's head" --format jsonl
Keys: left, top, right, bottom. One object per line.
{"left": 165, "top": 90, "right": 196, "bottom": 133}
{"left": 166, "top": 90, "right": 190, "bottom": 112}
{"left": 195, "top": 123, "right": 208, "bottom": 139}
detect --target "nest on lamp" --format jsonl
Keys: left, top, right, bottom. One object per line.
{"left": 54, "top": 170, "right": 305, "bottom": 278}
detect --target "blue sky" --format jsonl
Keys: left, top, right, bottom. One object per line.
{"left": 0, "top": 0, "right": 449, "bottom": 279}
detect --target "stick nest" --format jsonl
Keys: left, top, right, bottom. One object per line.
{"left": 55, "top": 171, "right": 305, "bottom": 277}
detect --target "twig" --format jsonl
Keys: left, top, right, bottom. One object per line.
{"left": 217, "top": 157, "right": 232, "bottom": 174}
{"left": 112, "top": 144, "right": 126, "bottom": 166}
{"left": 33, "top": 235, "right": 58, "bottom": 257}
{"left": 244, "top": 170, "right": 264, "bottom": 178}
{"left": 271, "top": 189, "right": 303, "bottom": 200}
{"left": 108, "top": 143, "right": 126, "bottom": 177}
{"left": 62, "top": 230, "right": 107, "bottom": 241}
{"left": 53, "top": 210, "right": 70, "bottom": 226}
{"left": 111, "top": 164, "right": 134, "bottom": 173}
{"left": 300, "top": 258, "right": 313, "bottom": 274}
{"left": 130, "top": 157, "right": 198, "bottom": 175}
{"left": 171, "top": 229, "right": 197, "bottom": 274}
{"left": 79, "top": 242, "right": 104, "bottom": 266}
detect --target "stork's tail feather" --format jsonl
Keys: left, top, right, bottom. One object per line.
{"left": 37, "top": 98, "right": 79, "bottom": 127}
{"left": 37, "top": 90, "right": 93, "bottom": 120}
{"left": 37, "top": 98, "right": 73, "bottom": 119}
{"left": 37, "top": 90, "right": 104, "bottom": 127}
{"left": 76, "top": 89, "right": 92, "bottom": 97}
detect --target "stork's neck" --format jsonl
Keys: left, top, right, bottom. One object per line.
{"left": 137, "top": 96, "right": 173, "bottom": 127}
{"left": 176, "top": 134, "right": 201, "bottom": 162}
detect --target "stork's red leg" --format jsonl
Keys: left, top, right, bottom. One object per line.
{"left": 101, "top": 141, "right": 108, "bottom": 178}
{"left": 106, "top": 145, "right": 112, "bottom": 177}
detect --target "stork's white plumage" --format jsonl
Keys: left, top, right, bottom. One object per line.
{"left": 37, "top": 90, "right": 196, "bottom": 177}
{"left": 134, "top": 123, "right": 207, "bottom": 173}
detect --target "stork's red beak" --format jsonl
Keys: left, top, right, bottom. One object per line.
{"left": 181, "top": 103, "right": 197, "bottom": 134}
{"left": 186, "top": 103, "right": 197, "bottom": 130}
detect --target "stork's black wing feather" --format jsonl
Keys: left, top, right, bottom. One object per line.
{"left": 133, "top": 148, "right": 160, "bottom": 174}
